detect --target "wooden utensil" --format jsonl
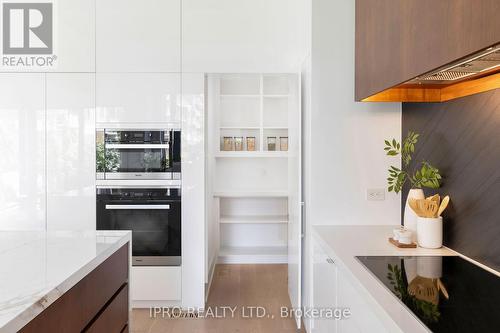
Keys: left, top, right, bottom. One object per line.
{"left": 437, "top": 196, "right": 450, "bottom": 217}
{"left": 437, "top": 278, "right": 449, "bottom": 300}
{"left": 408, "top": 276, "right": 439, "bottom": 305}
{"left": 408, "top": 198, "right": 422, "bottom": 217}
{"left": 426, "top": 194, "right": 440, "bottom": 206}
{"left": 416, "top": 199, "right": 439, "bottom": 218}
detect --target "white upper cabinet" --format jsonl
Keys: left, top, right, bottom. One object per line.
{"left": 0, "top": 0, "right": 95, "bottom": 72}
{"left": 96, "top": 0, "right": 181, "bottom": 72}
{"left": 46, "top": 74, "right": 96, "bottom": 230}
{"left": 96, "top": 73, "right": 181, "bottom": 124}
{"left": 56, "top": 0, "right": 96, "bottom": 72}
{"left": 182, "top": 0, "right": 308, "bottom": 73}
{"left": 0, "top": 74, "right": 45, "bottom": 230}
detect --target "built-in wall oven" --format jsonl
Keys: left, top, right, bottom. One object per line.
{"left": 96, "top": 129, "right": 181, "bottom": 180}
{"left": 96, "top": 186, "right": 181, "bottom": 266}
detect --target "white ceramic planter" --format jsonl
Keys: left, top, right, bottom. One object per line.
{"left": 404, "top": 188, "right": 425, "bottom": 242}
{"left": 417, "top": 216, "right": 443, "bottom": 249}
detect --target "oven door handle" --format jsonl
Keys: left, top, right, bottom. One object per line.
{"left": 105, "top": 204, "right": 170, "bottom": 210}
{"left": 105, "top": 144, "right": 169, "bottom": 149}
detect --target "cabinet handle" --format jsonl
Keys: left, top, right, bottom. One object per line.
{"left": 105, "top": 204, "right": 170, "bottom": 210}
{"left": 105, "top": 143, "right": 170, "bottom": 149}
{"left": 326, "top": 258, "right": 335, "bottom": 265}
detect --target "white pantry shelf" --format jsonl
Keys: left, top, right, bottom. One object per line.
{"left": 220, "top": 94, "right": 260, "bottom": 98}
{"left": 263, "top": 94, "right": 289, "bottom": 98}
{"left": 213, "top": 191, "right": 288, "bottom": 198}
{"left": 208, "top": 73, "right": 296, "bottom": 266}
{"left": 220, "top": 215, "right": 288, "bottom": 224}
{"left": 219, "top": 126, "right": 260, "bottom": 130}
{"left": 215, "top": 151, "right": 288, "bottom": 158}
{"left": 218, "top": 246, "right": 288, "bottom": 264}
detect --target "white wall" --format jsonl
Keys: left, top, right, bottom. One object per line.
{"left": 308, "top": 0, "right": 401, "bottom": 227}
{"left": 302, "top": 0, "right": 401, "bottom": 330}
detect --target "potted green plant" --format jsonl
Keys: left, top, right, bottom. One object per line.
{"left": 384, "top": 131, "right": 442, "bottom": 238}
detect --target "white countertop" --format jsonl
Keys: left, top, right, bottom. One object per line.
{"left": 0, "top": 230, "right": 131, "bottom": 333}
{"left": 312, "top": 225, "right": 455, "bottom": 333}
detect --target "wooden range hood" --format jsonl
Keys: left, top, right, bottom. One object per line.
{"left": 355, "top": 0, "right": 500, "bottom": 103}
{"left": 362, "top": 45, "right": 500, "bottom": 103}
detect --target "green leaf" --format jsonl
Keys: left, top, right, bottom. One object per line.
{"left": 411, "top": 161, "right": 441, "bottom": 190}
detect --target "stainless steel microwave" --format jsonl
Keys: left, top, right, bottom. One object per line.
{"left": 96, "top": 129, "right": 181, "bottom": 180}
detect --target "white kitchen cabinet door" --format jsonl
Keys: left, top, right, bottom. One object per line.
{"left": 312, "top": 238, "right": 337, "bottom": 333}
{"left": 0, "top": 74, "right": 45, "bottom": 230}
{"left": 131, "top": 267, "right": 181, "bottom": 301}
{"left": 1, "top": 0, "right": 95, "bottom": 72}
{"left": 181, "top": 73, "right": 205, "bottom": 308}
{"left": 96, "top": 73, "right": 181, "bottom": 124}
{"left": 337, "top": 267, "right": 387, "bottom": 333}
{"left": 46, "top": 74, "right": 96, "bottom": 230}
{"left": 337, "top": 269, "right": 362, "bottom": 333}
{"left": 181, "top": 0, "right": 307, "bottom": 73}
{"left": 96, "top": 0, "right": 181, "bottom": 72}
{"left": 55, "top": 0, "right": 96, "bottom": 72}
{"left": 288, "top": 74, "right": 302, "bottom": 329}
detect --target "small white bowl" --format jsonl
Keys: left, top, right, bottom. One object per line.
{"left": 393, "top": 228, "right": 401, "bottom": 241}
{"left": 397, "top": 230, "right": 413, "bottom": 244}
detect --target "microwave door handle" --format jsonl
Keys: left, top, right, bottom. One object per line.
{"left": 105, "top": 144, "right": 170, "bottom": 149}
{"left": 105, "top": 204, "right": 170, "bottom": 210}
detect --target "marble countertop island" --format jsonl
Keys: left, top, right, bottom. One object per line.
{"left": 0, "top": 230, "right": 131, "bottom": 333}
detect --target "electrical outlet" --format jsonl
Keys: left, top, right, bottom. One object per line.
{"left": 367, "top": 188, "right": 385, "bottom": 201}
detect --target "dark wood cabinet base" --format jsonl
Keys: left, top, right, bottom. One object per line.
{"left": 19, "top": 243, "right": 129, "bottom": 333}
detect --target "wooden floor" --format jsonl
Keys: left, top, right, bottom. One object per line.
{"left": 131, "top": 264, "right": 305, "bottom": 333}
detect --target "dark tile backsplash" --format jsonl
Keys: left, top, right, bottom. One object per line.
{"left": 402, "top": 88, "right": 500, "bottom": 271}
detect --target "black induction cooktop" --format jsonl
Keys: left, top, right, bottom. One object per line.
{"left": 357, "top": 256, "right": 500, "bottom": 333}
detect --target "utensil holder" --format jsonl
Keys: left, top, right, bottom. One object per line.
{"left": 417, "top": 216, "right": 443, "bottom": 249}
